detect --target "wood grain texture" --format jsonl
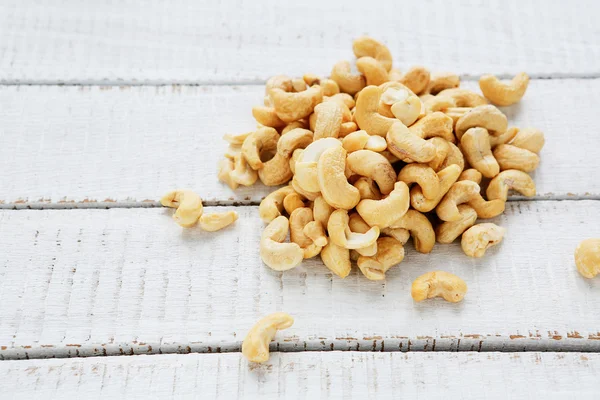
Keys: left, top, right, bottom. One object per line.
{"left": 1, "top": 80, "right": 599, "bottom": 207}
{"left": 1, "top": 202, "right": 599, "bottom": 359}
{"left": 0, "top": 352, "right": 598, "bottom": 399}
{"left": 1, "top": 0, "right": 599, "bottom": 84}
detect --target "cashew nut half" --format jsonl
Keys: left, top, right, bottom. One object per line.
{"left": 346, "top": 150, "right": 396, "bottom": 195}
{"left": 390, "top": 210, "right": 435, "bottom": 253}
{"left": 242, "top": 312, "right": 294, "bottom": 363}
{"left": 199, "top": 211, "right": 238, "bottom": 232}
{"left": 313, "top": 101, "right": 344, "bottom": 140}
{"left": 575, "top": 239, "right": 600, "bottom": 279}
{"left": 331, "top": 60, "right": 366, "bottom": 95}
{"left": 411, "top": 271, "right": 467, "bottom": 303}
{"left": 352, "top": 36, "right": 393, "bottom": 71}
{"left": 486, "top": 170, "right": 536, "bottom": 201}
{"left": 317, "top": 146, "right": 361, "bottom": 210}
{"left": 357, "top": 237, "right": 405, "bottom": 280}
{"left": 260, "top": 216, "right": 304, "bottom": 271}
{"left": 479, "top": 72, "right": 529, "bottom": 106}
{"left": 461, "top": 223, "right": 506, "bottom": 258}
{"left": 295, "top": 138, "right": 341, "bottom": 193}
{"left": 161, "top": 190, "right": 203, "bottom": 228}
{"left": 357, "top": 181, "right": 410, "bottom": 229}
{"left": 435, "top": 205, "right": 478, "bottom": 244}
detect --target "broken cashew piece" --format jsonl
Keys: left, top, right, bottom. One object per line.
{"left": 303, "top": 220, "right": 328, "bottom": 247}
{"left": 317, "top": 146, "right": 361, "bottom": 210}
{"left": 357, "top": 181, "right": 410, "bottom": 229}
{"left": 217, "top": 158, "right": 239, "bottom": 190}
{"left": 390, "top": 210, "right": 435, "bottom": 253}
{"left": 461, "top": 223, "right": 506, "bottom": 258}
{"left": 230, "top": 154, "right": 259, "bottom": 186}
{"left": 331, "top": 60, "right": 366, "bottom": 95}
{"left": 435, "top": 205, "right": 478, "bottom": 244}
{"left": 352, "top": 36, "right": 392, "bottom": 71}
{"left": 486, "top": 170, "right": 536, "bottom": 201}
{"left": 252, "top": 106, "right": 286, "bottom": 129}
{"left": 346, "top": 150, "right": 396, "bottom": 195}
{"left": 242, "top": 312, "right": 294, "bottom": 363}
{"left": 479, "top": 72, "right": 529, "bottom": 106}
{"left": 436, "top": 181, "right": 481, "bottom": 222}
{"left": 199, "top": 211, "right": 238, "bottom": 232}
{"left": 575, "top": 239, "right": 600, "bottom": 279}
{"left": 357, "top": 237, "right": 405, "bottom": 280}
{"left": 161, "top": 190, "right": 204, "bottom": 228}
{"left": 411, "top": 271, "right": 467, "bottom": 303}
{"left": 260, "top": 216, "right": 304, "bottom": 271}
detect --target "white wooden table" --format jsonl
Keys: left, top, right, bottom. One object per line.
{"left": 1, "top": 0, "right": 599, "bottom": 398}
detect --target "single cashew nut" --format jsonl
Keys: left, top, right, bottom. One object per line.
{"left": 381, "top": 227, "right": 411, "bottom": 244}
{"left": 283, "top": 192, "right": 305, "bottom": 215}
{"left": 327, "top": 209, "right": 380, "bottom": 250}
{"left": 436, "top": 181, "right": 481, "bottom": 222}
{"left": 397, "top": 163, "right": 440, "bottom": 200}
{"left": 356, "top": 57, "right": 389, "bottom": 86}
{"left": 317, "top": 146, "right": 361, "bottom": 210}
{"left": 410, "top": 164, "right": 462, "bottom": 213}
{"left": 342, "top": 130, "right": 372, "bottom": 153}
{"left": 313, "top": 101, "right": 344, "bottom": 140}
{"left": 291, "top": 77, "right": 307, "bottom": 92}
{"left": 242, "top": 312, "right": 294, "bottom": 363}
{"left": 339, "top": 121, "right": 359, "bottom": 137}
{"left": 346, "top": 150, "right": 396, "bottom": 195}
{"left": 458, "top": 168, "right": 483, "bottom": 184}
{"left": 479, "top": 72, "right": 529, "bottom": 106}
{"left": 455, "top": 105, "right": 508, "bottom": 140}
{"left": 426, "top": 72, "right": 460, "bottom": 95}
{"left": 408, "top": 112, "right": 455, "bottom": 143}
{"left": 461, "top": 223, "right": 506, "bottom": 258}
{"left": 291, "top": 176, "right": 320, "bottom": 201}
{"left": 467, "top": 193, "right": 506, "bottom": 219}
{"left": 252, "top": 106, "right": 286, "bottom": 129}
{"left": 364, "top": 135, "right": 387, "bottom": 152}
{"left": 426, "top": 137, "right": 450, "bottom": 171}
{"left": 357, "top": 237, "right": 405, "bottom": 280}
{"left": 437, "top": 89, "right": 488, "bottom": 108}
{"left": 386, "top": 121, "right": 436, "bottom": 163}
{"left": 575, "top": 239, "right": 600, "bottom": 279}
{"left": 397, "top": 66, "right": 430, "bottom": 94}
{"left": 321, "top": 241, "right": 352, "bottom": 278}
{"left": 331, "top": 61, "right": 366, "bottom": 95}
{"left": 294, "top": 138, "right": 341, "bottom": 193}
{"left": 241, "top": 127, "right": 280, "bottom": 170}
{"left": 486, "top": 170, "right": 536, "bottom": 201}
{"left": 357, "top": 181, "right": 410, "bottom": 229}
{"left": 199, "top": 211, "right": 238, "bottom": 232}
{"left": 411, "top": 271, "right": 467, "bottom": 303}
{"left": 435, "top": 205, "right": 478, "bottom": 244}
{"left": 258, "top": 153, "right": 293, "bottom": 186}
{"left": 303, "top": 220, "right": 328, "bottom": 247}
{"left": 277, "top": 128, "right": 313, "bottom": 158}
{"left": 260, "top": 216, "right": 304, "bottom": 271}
{"left": 390, "top": 95, "right": 422, "bottom": 127}
{"left": 161, "top": 190, "right": 204, "bottom": 228}
{"left": 313, "top": 195, "right": 334, "bottom": 227}
{"left": 217, "top": 158, "right": 239, "bottom": 190}
{"left": 348, "top": 213, "right": 378, "bottom": 257}
{"left": 493, "top": 144, "right": 540, "bottom": 172}
{"left": 460, "top": 127, "right": 500, "bottom": 178}
{"left": 353, "top": 177, "right": 382, "bottom": 200}
{"left": 266, "top": 75, "right": 293, "bottom": 93}
{"left": 438, "top": 141, "right": 465, "bottom": 171}
{"left": 489, "top": 126, "right": 519, "bottom": 148}
{"left": 424, "top": 96, "right": 456, "bottom": 114}
{"left": 352, "top": 36, "right": 393, "bottom": 71}
{"left": 270, "top": 85, "right": 323, "bottom": 123}
{"left": 259, "top": 186, "right": 296, "bottom": 223}
{"left": 510, "top": 128, "right": 545, "bottom": 153}
{"left": 281, "top": 120, "right": 309, "bottom": 135}
{"left": 389, "top": 210, "right": 435, "bottom": 253}
{"left": 355, "top": 86, "right": 398, "bottom": 137}
{"left": 290, "top": 207, "right": 322, "bottom": 258}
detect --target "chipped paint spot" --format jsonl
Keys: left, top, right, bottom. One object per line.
{"left": 509, "top": 335, "right": 525, "bottom": 339}
{"left": 581, "top": 355, "right": 589, "bottom": 361}
{"left": 567, "top": 331, "right": 583, "bottom": 339}
{"left": 66, "top": 344, "right": 82, "bottom": 347}
{"left": 364, "top": 336, "right": 383, "bottom": 340}
{"left": 0, "top": 346, "right": 7, "bottom": 350}
{"left": 463, "top": 334, "right": 482, "bottom": 339}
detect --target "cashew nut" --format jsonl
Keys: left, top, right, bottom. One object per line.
{"left": 489, "top": 126, "right": 519, "bottom": 148}
{"left": 390, "top": 94, "right": 422, "bottom": 127}
{"left": 575, "top": 239, "right": 600, "bottom": 279}
{"left": 353, "top": 177, "right": 382, "bottom": 200}
{"left": 321, "top": 241, "right": 352, "bottom": 278}
{"left": 269, "top": 85, "right": 323, "bottom": 123}
{"left": 355, "top": 86, "right": 397, "bottom": 137}
{"left": 317, "top": 146, "right": 361, "bottom": 210}
{"left": 436, "top": 180, "right": 481, "bottom": 222}
{"left": 260, "top": 216, "right": 304, "bottom": 271}
{"left": 348, "top": 213, "right": 378, "bottom": 257}
{"left": 455, "top": 105, "right": 508, "bottom": 140}
{"left": 266, "top": 75, "right": 293, "bottom": 93}
{"left": 479, "top": 72, "right": 529, "bottom": 106}
{"left": 291, "top": 176, "right": 320, "bottom": 201}
{"left": 291, "top": 77, "right": 307, "bottom": 92}
{"left": 388, "top": 68, "right": 403, "bottom": 82}
{"left": 252, "top": 106, "right": 286, "bottom": 129}
{"left": 357, "top": 237, "right": 405, "bottom": 280}
{"left": 458, "top": 168, "right": 483, "bottom": 184}
{"left": 386, "top": 121, "right": 436, "bottom": 163}
{"left": 242, "top": 312, "right": 294, "bottom": 363}
{"left": 435, "top": 205, "right": 478, "bottom": 244}
{"left": 411, "top": 271, "right": 467, "bottom": 303}
{"left": 408, "top": 112, "right": 455, "bottom": 143}
{"left": 161, "top": 190, "right": 204, "bottom": 228}
{"left": 398, "top": 66, "right": 430, "bottom": 95}
{"left": 313, "top": 195, "right": 334, "bottom": 227}
{"left": 313, "top": 101, "right": 344, "bottom": 140}
{"left": 357, "top": 181, "right": 410, "bottom": 229}
{"left": 510, "top": 128, "right": 545, "bottom": 153}
{"left": 493, "top": 144, "right": 540, "bottom": 172}
{"left": 217, "top": 158, "right": 239, "bottom": 190}
{"left": 437, "top": 88, "right": 488, "bottom": 108}
{"left": 339, "top": 121, "right": 359, "bottom": 137}
{"left": 364, "top": 135, "right": 387, "bottom": 152}
{"left": 426, "top": 72, "right": 460, "bottom": 95}
{"left": 352, "top": 36, "right": 392, "bottom": 69}
{"left": 277, "top": 128, "right": 313, "bottom": 158}
{"left": 283, "top": 192, "right": 305, "bottom": 215}
{"left": 258, "top": 153, "right": 293, "bottom": 186}
{"left": 444, "top": 106, "right": 472, "bottom": 129}
{"left": 460, "top": 127, "right": 500, "bottom": 178}
{"left": 390, "top": 210, "right": 435, "bottom": 253}
{"left": 290, "top": 207, "right": 322, "bottom": 258}
{"left": 303, "top": 220, "right": 328, "bottom": 247}
{"left": 325, "top": 93, "right": 356, "bottom": 110}
{"left": 346, "top": 150, "right": 396, "bottom": 195}
{"left": 331, "top": 61, "right": 366, "bottom": 95}
{"left": 381, "top": 227, "right": 411, "bottom": 244}
{"left": 397, "top": 164, "right": 440, "bottom": 200}
{"left": 467, "top": 193, "right": 506, "bottom": 219}
{"left": 199, "top": 211, "right": 238, "bottom": 232}
{"left": 486, "top": 170, "right": 536, "bottom": 201}
{"left": 295, "top": 137, "right": 341, "bottom": 193}
{"left": 241, "top": 127, "right": 280, "bottom": 170}
{"left": 281, "top": 120, "right": 309, "bottom": 135}
{"left": 424, "top": 96, "right": 456, "bottom": 114}
{"left": 259, "top": 185, "right": 296, "bottom": 223}
{"left": 410, "top": 164, "right": 462, "bottom": 213}
{"left": 426, "top": 137, "right": 450, "bottom": 171}
{"left": 223, "top": 132, "right": 252, "bottom": 146}
{"left": 438, "top": 141, "right": 465, "bottom": 171}
{"left": 327, "top": 209, "right": 380, "bottom": 250}
{"left": 461, "top": 223, "right": 506, "bottom": 258}
{"left": 356, "top": 56, "right": 389, "bottom": 86}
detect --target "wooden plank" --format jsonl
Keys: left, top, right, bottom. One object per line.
{"left": 1, "top": 201, "right": 600, "bottom": 359}
{"left": 1, "top": 0, "right": 599, "bottom": 84}
{"left": 0, "top": 352, "right": 598, "bottom": 399}
{"left": 1, "top": 80, "right": 599, "bottom": 207}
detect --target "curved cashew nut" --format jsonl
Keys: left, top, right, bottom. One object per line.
{"left": 283, "top": 192, "right": 305, "bottom": 215}
{"left": 426, "top": 137, "right": 450, "bottom": 171}
{"left": 410, "top": 164, "right": 462, "bottom": 213}
{"left": 386, "top": 121, "right": 436, "bottom": 163}
{"left": 291, "top": 176, "right": 320, "bottom": 201}
{"left": 460, "top": 127, "right": 500, "bottom": 178}
{"left": 467, "top": 193, "right": 506, "bottom": 219}
{"left": 388, "top": 68, "right": 403, "bottom": 82}
{"left": 277, "top": 128, "right": 313, "bottom": 158}
{"left": 327, "top": 209, "right": 380, "bottom": 250}
{"left": 281, "top": 120, "right": 309, "bottom": 135}
{"left": 313, "top": 101, "right": 344, "bottom": 140}
{"left": 258, "top": 153, "right": 293, "bottom": 186}
{"left": 325, "top": 93, "right": 356, "bottom": 110}
{"left": 357, "top": 237, "right": 405, "bottom": 280}
{"left": 242, "top": 312, "right": 294, "bottom": 363}
{"left": 411, "top": 271, "right": 467, "bottom": 303}
{"left": 353, "top": 177, "right": 382, "bottom": 200}
{"left": 331, "top": 61, "right": 366, "bottom": 95}
{"left": 317, "top": 146, "right": 361, "bottom": 210}
{"left": 357, "top": 181, "right": 410, "bottom": 229}
{"left": 312, "top": 195, "right": 334, "bottom": 227}
{"left": 259, "top": 185, "right": 296, "bottom": 223}
{"left": 348, "top": 213, "right": 378, "bottom": 257}
{"left": 291, "top": 77, "right": 307, "bottom": 92}
{"left": 223, "top": 132, "right": 252, "bottom": 146}
{"left": 198, "top": 211, "right": 238, "bottom": 232}
{"left": 426, "top": 72, "right": 460, "bottom": 95}
{"left": 346, "top": 150, "right": 396, "bottom": 195}
{"left": 381, "top": 227, "right": 411, "bottom": 244}
{"left": 356, "top": 57, "right": 389, "bottom": 86}
{"left": 510, "top": 128, "right": 545, "bottom": 153}
{"left": 455, "top": 105, "right": 508, "bottom": 140}
{"left": 270, "top": 85, "right": 323, "bottom": 123}
{"left": 295, "top": 138, "right": 341, "bottom": 193}
{"left": 458, "top": 168, "right": 483, "bottom": 184}
{"left": 486, "top": 170, "right": 536, "bottom": 201}
{"left": 217, "top": 158, "right": 239, "bottom": 190}
{"left": 339, "top": 121, "right": 359, "bottom": 137}
{"left": 290, "top": 207, "right": 322, "bottom": 258}
{"left": 489, "top": 126, "right": 519, "bottom": 148}
{"left": 424, "top": 96, "right": 456, "bottom": 114}
{"left": 303, "top": 220, "right": 328, "bottom": 247}
{"left": 439, "top": 141, "right": 465, "bottom": 171}
{"left": 399, "top": 66, "right": 430, "bottom": 95}
{"left": 389, "top": 209, "right": 435, "bottom": 253}
{"left": 397, "top": 164, "right": 440, "bottom": 200}
{"left": 436, "top": 180, "right": 481, "bottom": 222}
{"left": 575, "top": 239, "right": 600, "bottom": 279}
{"left": 352, "top": 36, "right": 393, "bottom": 71}
{"left": 241, "top": 127, "right": 280, "bottom": 170}
{"left": 266, "top": 75, "right": 293, "bottom": 93}
{"left": 342, "top": 130, "right": 370, "bottom": 153}
{"left": 479, "top": 72, "right": 529, "bottom": 106}
{"left": 461, "top": 223, "right": 506, "bottom": 258}
{"left": 355, "top": 86, "right": 398, "bottom": 137}
{"left": 493, "top": 144, "right": 540, "bottom": 172}
{"left": 437, "top": 88, "right": 488, "bottom": 108}
{"left": 161, "top": 190, "right": 203, "bottom": 228}
{"left": 435, "top": 205, "right": 478, "bottom": 244}
{"left": 321, "top": 241, "right": 352, "bottom": 278}
{"left": 320, "top": 79, "right": 340, "bottom": 96}
{"left": 252, "top": 106, "right": 286, "bottom": 129}
{"left": 408, "top": 112, "right": 455, "bottom": 143}
{"left": 260, "top": 216, "right": 304, "bottom": 271}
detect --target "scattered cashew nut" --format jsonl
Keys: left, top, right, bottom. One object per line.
{"left": 461, "top": 223, "right": 506, "bottom": 258}
{"left": 161, "top": 190, "right": 204, "bottom": 228}
{"left": 575, "top": 239, "right": 600, "bottom": 279}
{"left": 411, "top": 271, "right": 467, "bottom": 303}
{"left": 242, "top": 312, "right": 294, "bottom": 363}
{"left": 479, "top": 72, "right": 529, "bottom": 106}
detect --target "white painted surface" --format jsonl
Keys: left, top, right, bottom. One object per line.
{"left": 0, "top": 352, "right": 598, "bottom": 399}
{"left": 1, "top": 80, "right": 599, "bottom": 207}
{"left": 1, "top": 202, "right": 599, "bottom": 359}
{"left": 1, "top": 0, "right": 599, "bottom": 84}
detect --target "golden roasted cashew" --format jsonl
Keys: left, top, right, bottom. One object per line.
{"left": 303, "top": 220, "right": 328, "bottom": 247}
{"left": 242, "top": 312, "right": 294, "bottom": 363}
{"left": 397, "top": 164, "right": 440, "bottom": 200}
{"left": 390, "top": 210, "right": 435, "bottom": 253}
{"left": 352, "top": 36, "right": 393, "bottom": 71}
{"left": 410, "top": 164, "right": 462, "bottom": 213}
{"left": 303, "top": 73, "right": 320, "bottom": 86}
{"left": 313, "top": 101, "right": 344, "bottom": 140}
{"left": 321, "top": 241, "right": 352, "bottom": 278}
{"left": 408, "top": 112, "right": 455, "bottom": 143}
{"left": 260, "top": 216, "right": 304, "bottom": 271}
{"left": 320, "top": 79, "right": 340, "bottom": 96}
{"left": 436, "top": 180, "right": 481, "bottom": 222}
{"left": 161, "top": 190, "right": 204, "bottom": 228}
{"left": 317, "top": 146, "right": 361, "bottom": 210}
{"left": 355, "top": 86, "right": 397, "bottom": 137}
{"left": 339, "top": 121, "right": 359, "bottom": 137}
{"left": 325, "top": 93, "right": 356, "bottom": 110}
{"left": 217, "top": 158, "right": 239, "bottom": 190}
{"left": 386, "top": 121, "right": 436, "bottom": 163}
{"left": 426, "top": 137, "right": 450, "bottom": 171}
{"left": 295, "top": 137, "right": 341, "bottom": 193}
{"left": 290, "top": 207, "right": 322, "bottom": 258}
{"left": 357, "top": 181, "right": 410, "bottom": 229}
{"left": 364, "top": 135, "right": 387, "bottom": 152}
{"left": 444, "top": 106, "right": 472, "bottom": 128}
{"left": 489, "top": 126, "right": 519, "bottom": 148}
{"left": 510, "top": 127, "right": 545, "bottom": 153}
{"left": 281, "top": 120, "right": 309, "bottom": 135}
{"left": 461, "top": 223, "right": 506, "bottom": 258}
{"left": 259, "top": 185, "right": 296, "bottom": 223}
{"left": 357, "top": 237, "right": 405, "bottom": 280}
{"left": 291, "top": 176, "right": 320, "bottom": 201}
{"left": 486, "top": 169, "right": 536, "bottom": 201}
{"left": 342, "top": 130, "right": 370, "bottom": 153}
{"left": 493, "top": 144, "right": 540, "bottom": 172}
{"left": 460, "top": 127, "right": 500, "bottom": 178}
{"left": 313, "top": 195, "right": 334, "bottom": 227}
{"left": 348, "top": 213, "right": 378, "bottom": 257}
{"left": 438, "top": 142, "right": 465, "bottom": 171}
{"left": 199, "top": 211, "right": 238, "bottom": 232}
{"left": 399, "top": 66, "right": 430, "bottom": 94}
{"left": 353, "top": 177, "right": 382, "bottom": 200}
{"left": 479, "top": 72, "right": 529, "bottom": 106}
{"left": 283, "top": 192, "right": 305, "bottom": 215}
{"left": 327, "top": 209, "right": 380, "bottom": 250}
{"left": 458, "top": 168, "right": 483, "bottom": 184}
{"left": 437, "top": 88, "right": 488, "bottom": 107}
{"left": 291, "top": 77, "right": 307, "bottom": 92}
{"left": 241, "top": 127, "right": 280, "bottom": 170}
{"left": 346, "top": 150, "right": 396, "bottom": 195}
{"left": 269, "top": 85, "right": 323, "bottom": 123}
{"left": 381, "top": 227, "right": 411, "bottom": 244}
{"left": 426, "top": 72, "right": 460, "bottom": 95}
{"left": 223, "top": 132, "right": 252, "bottom": 146}
{"left": 277, "top": 128, "right": 313, "bottom": 158}
{"left": 230, "top": 153, "right": 258, "bottom": 186}
{"left": 289, "top": 148, "right": 303, "bottom": 173}
{"left": 424, "top": 96, "right": 456, "bottom": 114}
{"left": 258, "top": 153, "right": 293, "bottom": 186}
{"left": 331, "top": 60, "right": 366, "bottom": 95}
{"left": 356, "top": 57, "right": 389, "bottom": 86}
{"left": 266, "top": 75, "right": 293, "bottom": 93}
{"left": 252, "top": 106, "right": 286, "bottom": 129}
{"left": 435, "top": 205, "right": 477, "bottom": 244}
{"left": 455, "top": 105, "right": 508, "bottom": 140}
{"left": 411, "top": 271, "right": 467, "bottom": 303}
{"left": 389, "top": 93, "right": 422, "bottom": 127}
{"left": 467, "top": 193, "right": 506, "bottom": 219}
{"left": 575, "top": 239, "right": 600, "bottom": 279}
